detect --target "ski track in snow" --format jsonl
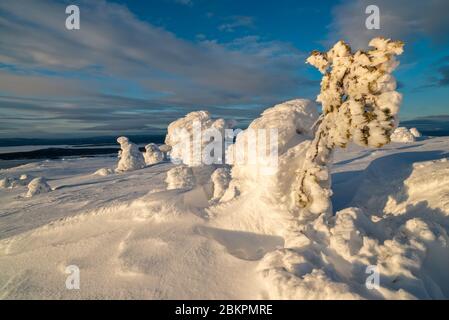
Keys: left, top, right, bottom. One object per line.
{"left": 0, "top": 137, "right": 448, "bottom": 299}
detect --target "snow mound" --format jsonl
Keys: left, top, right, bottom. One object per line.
{"left": 26, "top": 177, "right": 51, "bottom": 197}
{"left": 93, "top": 168, "right": 114, "bottom": 176}
{"left": 166, "top": 166, "right": 196, "bottom": 190}
{"left": 410, "top": 127, "right": 422, "bottom": 138}
{"left": 165, "top": 111, "right": 232, "bottom": 167}
{"left": 391, "top": 127, "right": 416, "bottom": 143}
{"left": 144, "top": 143, "right": 164, "bottom": 165}
{"left": 115, "top": 136, "right": 146, "bottom": 172}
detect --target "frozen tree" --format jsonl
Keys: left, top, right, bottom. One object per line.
{"left": 26, "top": 177, "right": 51, "bottom": 197}
{"left": 293, "top": 38, "right": 404, "bottom": 220}
{"left": 115, "top": 136, "right": 146, "bottom": 172}
{"left": 165, "top": 111, "right": 233, "bottom": 167}
{"left": 223, "top": 99, "right": 319, "bottom": 203}
{"left": 391, "top": 127, "right": 416, "bottom": 143}
{"left": 144, "top": 143, "right": 164, "bottom": 165}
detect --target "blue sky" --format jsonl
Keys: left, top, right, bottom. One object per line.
{"left": 0, "top": 0, "right": 448, "bottom": 138}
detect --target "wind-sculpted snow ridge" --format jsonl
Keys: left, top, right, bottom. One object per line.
{"left": 115, "top": 136, "right": 146, "bottom": 172}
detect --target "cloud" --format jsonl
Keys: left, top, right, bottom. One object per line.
{"left": 218, "top": 16, "right": 255, "bottom": 33}
{"left": 0, "top": 0, "right": 312, "bottom": 137}
{"left": 327, "top": 0, "right": 449, "bottom": 49}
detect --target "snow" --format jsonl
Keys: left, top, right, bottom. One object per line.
{"left": 143, "top": 143, "right": 164, "bottom": 165}
{"left": 115, "top": 136, "right": 146, "bottom": 172}
{"left": 93, "top": 168, "right": 114, "bottom": 176}
{"left": 391, "top": 127, "right": 416, "bottom": 143}
{"left": 0, "top": 135, "right": 448, "bottom": 299}
{"left": 26, "top": 177, "right": 51, "bottom": 197}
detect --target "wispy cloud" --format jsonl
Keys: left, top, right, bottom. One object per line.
{"left": 218, "top": 16, "right": 255, "bottom": 32}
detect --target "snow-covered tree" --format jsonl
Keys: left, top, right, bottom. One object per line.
{"left": 165, "top": 111, "right": 233, "bottom": 167}
{"left": 26, "top": 177, "right": 51, "bottom": 197}
{"left": 391, "top": 127, "right": 416, "bottom": 143}
{"left": 115, "top": 136, "right": 146, "bottom": 172}
{"left": 144, "top": 143, "right": 164, "bottom": 165}
{"left": 294, "top": 37, "right": 404, "bottom": 220}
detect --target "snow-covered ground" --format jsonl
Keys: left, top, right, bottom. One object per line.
{"left": 0, "top": 136, "right": 448, "bottom": 299}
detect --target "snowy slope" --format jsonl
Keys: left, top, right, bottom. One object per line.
{"left": 0, "top": 137, "right": 448, "bottom": 299}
